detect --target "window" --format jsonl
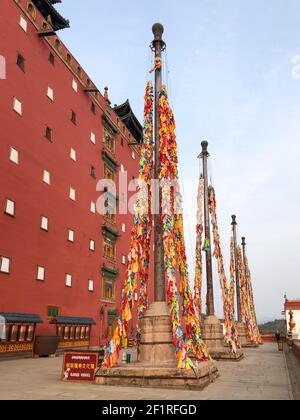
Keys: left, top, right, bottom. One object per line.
{"left": 13, "top": 97, "right": 22, "bottom": 116}
{"left": 69, "top": 188, "right": 76, "bottom": 201}
{"left": 47, "top": 306, "right": 59, "bottom": 318}
{"left": 90, "top": 165, "right": 96, "bottom": 179}
{"left": 90, "top": 132, "right": 96, "bottom": 144}
{"left": 16, "top": 53, "right": 25, "bottom": 72}
{"left": 10, "top": 147, "right": 19, "bottom": 164}
{"left": 0, "top": 257, "right": 10, "bottom": 274}
{"left": 71, "top": 110, "right": 77, "bottom": 125}
{"left": 27, "top": 3, "right": 36, "bottom": 19}
{"left": 102, "top": 279, "right": 115, "bottom": 301}
{"left": 103, "top": 128, "right": 115, "bottom": 153}
{"left": 45, "top": 126, "right": 53, "bottom": 142}
{"left": 72, "top": 79, "right": 78, "bottom": 92}
{"left": 89, "top": 240, "right": 95, "bottom": 252}
{"left": 103, "top": 236, "right": 116, "bottom": 261}
{"left": 122, "top": 255, "right": 126, "bottom": 265}
{"left": 77, "top": 67, "right": 82, "bottom": 78}
{"left": 40, "top": 216, "right": 48, "bottom": 231}
{"left": 122, "top": 224, "right": 126, "bottom": 233}
{"left": 104, "top": 164, "right": 115, "bottom": 182}
{"left": 65, "top": 274, "right": 72, "bottom": 288}
{"left": 132, "top": 151, "right": 136, "bottom": 160}
{"left": 91, "top": 102, "right": 96, "bottom": 115}
{"left": 5, "top": 199, "right": 15, "bottom": 217}
{"left": 104, "top": 211, "right": 116, "bottom": 225}
{"left": 37, "top": 266, "right": 45, "bottom": 281}
{"left": 55, "top": 39, "right": 61, "bottom": 52}
{"left": 88, "top": 280, "right": 94, "bottom": 292}
{"left": 90, "top": 202, "right": 96, "bottom": 214}
{"left": 49, "top": 52, "right": 55, "bottom": 66}
{"left": 70, "top": 148, "right": 76, "bottom": 161}
{"left": 68, "top": 229, "right": 75, "bottom": 243}
{"left": 43, "top": 170, "right": 50, "bottom": 185}
{"left": 19, "top": 16, "right": 28, "bottom": 32}
{"left": 47, "top": 86, "right": 54, "bottom": 101}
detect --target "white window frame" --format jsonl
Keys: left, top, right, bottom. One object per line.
{"left": 37, "top": 266, "right": 45, "bottom": 281}
{"left": 88, "top": 280, "right": 94, "bottom": 292}
{"left": 69, "top": 188, "right": 76, "bottom": 201}
{"left": 70, "top": 148, "right": 77, "bottom": 162}
{"left": 89, "top": 240, "right": 95, "bottom": 252}
{"left": 122, "top": 224, "right": 126, "bottom": 233}
{"left": 5, "top": 199, "right": 15, "bottom": 217}
{"left": 41, "top": 216, "right": 49, "bottom": 231}
{"left": 43, "top": 170, "right": 51, "bottom": 185}
{"left": 0, "top": 257, "right": 11, "bottom": 274}
{"left": 47, "top": 86, "right": 54, "bottom": 101}
{"left": 10, "top": 147, "right": 19, "bottom": 165}
{"left": 90, "top": 202, "right": 96, "bottom": 214}
{"left": 19, "top": 16, "right": 28, "bottom": 32}
{"left": 13, "top": 97, "right": 22, "bottom": 116}
{"left": 90, "top": 132, "right": 96, "bottom": 144}
{"left": 68, "top": 229, "right": 75, "bottom": 243}
{"left": 72, "top": 79, "right": 78, "bottom": 92}
{"left": 122, "top": 255, "right": 126, "bottom": 265}
{"left": 65, "top": 274, "right": 72, "bottom": 288}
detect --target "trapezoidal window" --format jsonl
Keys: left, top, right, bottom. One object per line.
{"left": 16, "top": 53, "right": 25, "bottom": 72}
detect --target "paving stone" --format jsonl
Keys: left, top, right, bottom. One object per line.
{"left": 0, "top": 343, "right": 293, "bottom": 400}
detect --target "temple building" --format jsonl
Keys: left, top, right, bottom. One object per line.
{"left": 0, "top": 0, "right": 147, "bottom": 357}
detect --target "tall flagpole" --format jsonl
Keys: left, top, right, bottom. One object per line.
{"left": 231, "top": 215, "right": 242, "bottom": 323}
{"left": 241, "top": 237, "right": 248, "bottom": 297}
{"left": 151, "top": 23, "right": 166, "bottom": 302}
{"left": 200, "top": 141, "right": 215, "bottom": 316}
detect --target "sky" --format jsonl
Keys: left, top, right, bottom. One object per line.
{"left": 57, "top": 0, "right": 300, "bottom": 322}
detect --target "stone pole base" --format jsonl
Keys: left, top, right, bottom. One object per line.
{"left": 95, "top": 302, "right": 219, "bottom": 390}
{"left": 202, "top": 315, "right": 244, "bottom": 361}
{"left": 237, "top": 322, "right": 259, "bottom": 348}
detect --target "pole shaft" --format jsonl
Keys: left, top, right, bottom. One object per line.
{"left": 241, "top": 238, "right": 248, "bottom": 299}
{"left": 232, "top": 217, "right": 242, "bottom": 322}
{"left": 201, "top": 143, "right": 215, "bottom": 316}
{"left": 152, "top": 26, "right": 166, "bottom": 302}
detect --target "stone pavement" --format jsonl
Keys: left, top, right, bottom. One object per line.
{"left": 0, "top": 343, "right": 294, "bottom": 400}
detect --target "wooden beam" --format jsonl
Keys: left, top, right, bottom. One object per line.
{"left": 84, "top": 87, "right": 99, "bottom": 93}
{"left": 38, "top": 30, "right": 56, "bottom": 37}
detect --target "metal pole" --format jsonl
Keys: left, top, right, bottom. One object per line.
{"left": 232, "top": 216, "right": 242, "bottom": 323}
{"left": 199, "top": 141, "right": 215, "bottom": 316}
{"left": 151, "top": 23, "right": 166, "bottom": 302}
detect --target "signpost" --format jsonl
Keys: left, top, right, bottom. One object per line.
{"left": 61, "top": 351, "right": 99, "bottom": 383}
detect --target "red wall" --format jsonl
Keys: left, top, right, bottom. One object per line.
{"left": 0, "top": 0, "right": 153, "bottom": 348}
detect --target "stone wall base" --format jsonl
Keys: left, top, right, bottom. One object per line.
{"left": 95, "top": 361, "right": 219, "bottom": 390}
{"left": 237, "top": 322, "right": 259, "bottom": 348}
